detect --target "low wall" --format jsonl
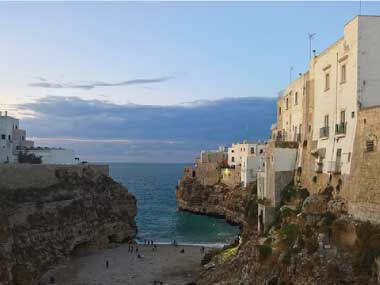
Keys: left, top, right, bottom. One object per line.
{"left": 0, "top": 164, "right": 109, "bottom": 190}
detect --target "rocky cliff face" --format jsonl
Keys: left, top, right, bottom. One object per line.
{"left": 0, "top": 167, "right": 137, "bottom": 285}
{"left": 197, "top": 188, "right": 380, "bottom": 285}
{"left": 176, "top": 177, "right": 254, "bottom": 225}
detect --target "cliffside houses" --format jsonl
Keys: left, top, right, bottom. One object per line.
{"left": 184, "top": 141, "right": 266, "bottom": 188}
{"left": 260, "top": 15, "right": 380, "bottom": 231}
{"left": 0, "top": 111, "right": 79, "bottom": 165}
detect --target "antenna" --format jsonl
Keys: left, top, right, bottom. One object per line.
{"left": 308, "top": 33, "right": 316, "bottom": 59}
{"left": 359, "top": 0, "right": 362, "bottom": 15}
{"left": 289, "top": 66, "right": 294, "bottom": 84}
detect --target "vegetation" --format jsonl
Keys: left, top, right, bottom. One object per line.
{"left": 245, "top": 198, "right": 258, "bottom": 225}
{"left": 256, "top": 244, "right": 272, "bottom": 260}
{"left": 17, "top": 151, "right": 42, "bottom": 164}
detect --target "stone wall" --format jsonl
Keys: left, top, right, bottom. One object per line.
{"left": 344, "top": 106, "right": 380, "bottom": 223}
{"left": 0, "top": 164, "right": 109, "bottom": 190}
{"left": 221, "top": 166, "right": 241, "bottom": 188}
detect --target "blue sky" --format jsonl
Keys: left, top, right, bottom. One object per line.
{"left": 1, "top": 1, "right": 380, "bottom": 162}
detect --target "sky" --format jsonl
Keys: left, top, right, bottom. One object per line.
{"left": 1, "top": 1, "right": 380, "bottom": 162}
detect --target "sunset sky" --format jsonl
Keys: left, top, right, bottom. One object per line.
{"left": 1, "top": 1, "right": 380, "bottom": 162}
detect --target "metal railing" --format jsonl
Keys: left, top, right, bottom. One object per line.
{"left": 325, "top": 161, "right": 342, "bottom": 174}
{"left": 335, "top": 122, "right": 347, "bottom": 136}
{"left": 319, "top": 127, "right": 329, "bottom": 138}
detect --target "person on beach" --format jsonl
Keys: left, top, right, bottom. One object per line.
{"left": 106, "top": 260, "right": 109, "bottom": 269}
{"left": 180, "top": 248, "right": 185, "bottom": 253}
{"left": 201, "top": 246, "right": 205, "bottom": 253}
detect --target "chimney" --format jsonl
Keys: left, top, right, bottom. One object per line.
{"left": 312, "top": 50, "right": 317, "bottom": 57}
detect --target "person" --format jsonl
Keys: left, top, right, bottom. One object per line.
{"left": 136, "top": 246, "right": 139, "bottom": 253}
{"left": 180, "top": 248, "right": 185, "bottom": 253}
{"left": 201, "top": 246, "right": 205, "bottom": 253}
{"left": 106, "top": 260, "right": 109, "bottom": 269}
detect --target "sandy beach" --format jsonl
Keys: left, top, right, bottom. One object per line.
{"left": 40, "top": 244, "right": 211, "bottom": 285}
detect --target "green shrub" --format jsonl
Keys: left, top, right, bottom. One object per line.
{"left": 245, "top": 198, "right": 258, "bottom": 224}
{"left": 256, "top": 244, "right": 272, "bottom": 260}
{"left": 305, "top": 236, "right": 319, "bottom": 254}
{"left": 201, "top": 248, "right": 222, "bottom": 265}
{"left": 280, "top": 224, "right": 299, "bottom": 245}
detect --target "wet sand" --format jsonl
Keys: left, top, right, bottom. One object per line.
{"left": 41, "top": 244, "right": 210, "bottom": 285}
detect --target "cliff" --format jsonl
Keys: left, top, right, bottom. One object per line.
{"left": 197, "top": 186, "right": 380, "bottom": 284}
{"left": 0, "top": 166, "right": 137, "bottom": 285}
{"left": 176, "top": 176, "right": 254, "bottom": 225}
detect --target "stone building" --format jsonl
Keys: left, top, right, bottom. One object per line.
{"left": 184, "top": 148, "right": 227, "bottom": 186}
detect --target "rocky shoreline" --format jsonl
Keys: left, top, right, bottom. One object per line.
{"left": 176, "top": 168, "right": 380, "bottom": 284}
{"left": 0, "top": 166, "right": 137, "bottom": 285}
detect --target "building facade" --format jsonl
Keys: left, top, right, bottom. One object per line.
{"left": 261, "top": 16, "right": 380, "bottom": 229}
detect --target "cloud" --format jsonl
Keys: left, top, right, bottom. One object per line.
{"left": 16, "top": 96, "right": 276, "bottom": 162}
{"left": 28, "top": 76, "right": 174, "bottom": 90}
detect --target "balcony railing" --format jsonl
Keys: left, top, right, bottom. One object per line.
{"left": 335, "top": 122, "right": 347, "bottom": 136}
{"left": 320, "top": 127, "right": 329, "bottom": 138}
{"left": 325, "top": 161, "right": 342, "bottom": 174}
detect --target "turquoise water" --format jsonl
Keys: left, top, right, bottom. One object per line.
{"left": 109, "top": 163, "right": 240, "bottom": 245}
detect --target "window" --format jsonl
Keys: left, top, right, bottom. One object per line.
{"left": 351, "top": 112, "right": 355, "bottom": 118}
{"left": 341, "top": 64, "right": 346, "bottom": 83}
{"left": 367, "top": 140, "right": 375, "bottom": 152}
{"left": 8, "top": 135, "right": 11, "bottom": 140}
{"left": 286, "top": 98, "right": 289, "bottom": 110}
{"left": 295, "top": 92, "right": 298, "bottom": 105}
{"left": 324, "top": 115, "right": 329, "bottom": 128}
{"left": 340, "top": 110, "right": 346, "bottom": 123}
{"left": 231, "top": 157, "right": 235, "bottom": 162}
{"left": 279, "top": 107, "right": 282, "bottom": 115}
{"left": 325, "top": 73, "right": 330, "bottom": 91}
{"left": 347, "top": 152, "right": 351, "bottom": 162}
{"left": 250, "top": 147, "right": 255, "bottom": 154}
{"left": 1, "top": 134, "right": 5, "bottom": 140}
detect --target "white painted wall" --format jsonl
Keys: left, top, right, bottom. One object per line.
{"left": 241, "top": 155, "right": 264, "bottom": 187}
{"left": 0, "top": 115, "right": 19, "bottom": 163}
{"left": 358, "top": 16, "right": 380, "bottom": 108}
{"left": 311, "top": 17, "right": 359, "bottom": 175}
{"left": 228, "top": 142, "right": 265, "bottom": 167}
{"left": 273, "top": 148, "right": 298, "bottom": 172}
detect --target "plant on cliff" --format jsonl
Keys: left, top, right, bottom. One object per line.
{"left": 245, "top": 198, "right": 258, "bottom": 225}
{"left": 256, "top": 244, "right": 272, "bottom": 260}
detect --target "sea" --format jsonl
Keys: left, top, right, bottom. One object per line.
{"left": 109, "top": 163, "right": 240, "bottom": 246}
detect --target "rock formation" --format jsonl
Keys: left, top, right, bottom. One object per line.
{"left": 176, "top": 176, "right": 254, "bottom": 225}
{"left": 197, "top": 186, "right": 380, "bottom": 284}
{"left": 0, "top": 166, "right": 137, "bottom": 285}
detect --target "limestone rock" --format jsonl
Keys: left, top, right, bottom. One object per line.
{"left": 0, "top": 167, "right": 137, "bottom": 285}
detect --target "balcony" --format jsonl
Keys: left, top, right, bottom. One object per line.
{"left": 325, "top": 161, "right": 342, "bottom": 174}
{"left": 319, "top": 127, "right": 329, "bottom": 139}
{"left": 335, "top": 122, "right": 347, "bottom": 136}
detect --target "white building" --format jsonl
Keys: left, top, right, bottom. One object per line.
{"left": 0, "top": 111, "right": 34, "bottom": 163}
{"left": 241, "top": 153, "right": 265, "bottom": 187}
{"left": 227, "top": 141, "right": 265, "bottom": 167}
{"left": 311, "top": 16, "right": 380, "bottom": 176}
